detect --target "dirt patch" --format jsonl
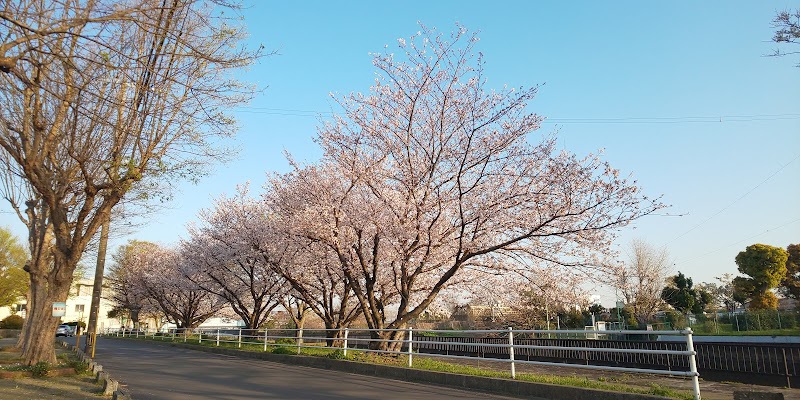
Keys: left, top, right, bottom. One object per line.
{"left": 0, "top": 340, "right": 103, "bottom": 399}
{"left": 0, "top": 376, "right": 103, "bottom": 399}
{"left": 0, "top": 370, "right": 32, "bottom": 379}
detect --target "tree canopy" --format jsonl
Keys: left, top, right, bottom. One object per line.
{"left": 733, "top": 244, "right": 789, "bottom": 310}
{"left": 661, "top": 272, "right": 711, "bottom": 314}
{"left": 780, "top": 243, "right": 800, "bottom": 300}
{"left": 0, "top": 227, "right": 28, "bottom": 308}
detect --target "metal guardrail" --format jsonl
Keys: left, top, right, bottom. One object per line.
{"left": 104, "top": 327, "right": 702, "bottom": 399}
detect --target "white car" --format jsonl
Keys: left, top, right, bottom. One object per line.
{"left": 56, "top": 324, "right": 75, "bottom": 337}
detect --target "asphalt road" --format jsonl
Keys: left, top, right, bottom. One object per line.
{"left": 80, "top": 337, "right": 528, "bottom": 400}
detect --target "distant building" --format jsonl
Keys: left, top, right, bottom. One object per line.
{"left": 0, "top": 279, "right": 121, "bottom": 331}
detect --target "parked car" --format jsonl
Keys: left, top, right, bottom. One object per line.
{"left": 56, "top": 324, "right": 75, "bottom": 337}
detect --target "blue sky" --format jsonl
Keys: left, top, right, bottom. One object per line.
{"left": 2, "top": 1, "right": 798, "bottom": 304}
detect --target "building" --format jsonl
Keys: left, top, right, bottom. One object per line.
{"left": 0, "top": 279, "right": 122, "bottom": 331}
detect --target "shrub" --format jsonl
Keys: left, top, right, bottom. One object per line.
{"left": 0, "top": 315, "right": 24, "bottom": 329}
{"left": 70, "top": 359, "right": 89, "bottom": 374}
{"left": 31, "top": 362, "right": 50, "bottom": 378}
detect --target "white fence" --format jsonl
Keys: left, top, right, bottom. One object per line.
{"left": 105, "top": 326, "right": 701, "bottom": 399}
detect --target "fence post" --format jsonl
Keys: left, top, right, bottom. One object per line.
{"left": 264, "top": 329, "right": 268, "bottom": 352}
{"left": 216, "top": 329, "right": 220, "bottom": 346}
{"left": 343, "top": 328, "right": 349, "bottom": 357}
{"left": 199, "top": 330, "right": 202, "bottom": 344}
{"left": 783, "top": 348, "right": 792, "bottom": 389}
{"left": 508, "top": 327, "right": 516, "bottom": 379}
{"left": 238, "top": 329, "right": 242, "bottom": 348}
{"left": 777, "top": 310, "right": 782, "bottom": 330}
{"left": 714, "top": 313, "right": 719, "bottom": 335}
{"left": 756, "top": 313, "right": 762, "bottom": 331}
{"left": 297, "top": 328, "right": 303, "bottom": 354}
{"left": 684, "top": 328, "right": 701, "bottom": 400}
{"left": 407, "top": 327, "right": 414, "bottom": 367}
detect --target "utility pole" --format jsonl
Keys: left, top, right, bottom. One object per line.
{"left": 85, "top": 218, "right": 110, "bottom": 355}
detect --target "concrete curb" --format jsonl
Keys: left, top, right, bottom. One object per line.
{"left": 59, "top": 340, "right": 130, "bottom": 399}
{"left": 113, "top": 338, "right": 669, "bottom": 400}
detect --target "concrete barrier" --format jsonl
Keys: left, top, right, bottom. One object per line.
{"left": 103, "top": 377, "right": 119, "bottom": 396}
{"left": 113, "top": 388, "right": 132, "bottom": 400}
{"left": 61, "top": 339, "right": 129, "bottom": 398}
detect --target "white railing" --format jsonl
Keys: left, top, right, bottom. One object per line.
{"left": 104, "top": 326, "right": 701, "bottom": 399}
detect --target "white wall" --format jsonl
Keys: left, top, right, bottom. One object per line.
{"left": 0, "top": 280, "right": 122, "bottom": 331}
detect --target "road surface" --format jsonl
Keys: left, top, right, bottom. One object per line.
{"left": 83, "top": 337, "right": 532, "bottom": 399}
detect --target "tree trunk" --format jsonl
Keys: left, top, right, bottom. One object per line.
{"left": 369, "top": 328, "right": 406, "bottom": 352}
{"left": 15, "top": 289, "right": 31, "bottom": 350}
{"left": 130, "top": 308, "right": 141, "bottom": 330}
{"left": 20, "top": 273, "right": 71, "bottom": 365}
{"left": 324, "top": 322, "right": 345, "bottom": 347}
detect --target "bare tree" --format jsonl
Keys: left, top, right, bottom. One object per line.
{"left": 614, "top": 239, "right": 672, "bottom": 326}
{"left": 0, "top": 0, "right": 261, "bottom": 363}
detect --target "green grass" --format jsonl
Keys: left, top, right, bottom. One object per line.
{"left": 117, "top": 335, "right": 695, "bottom": 399}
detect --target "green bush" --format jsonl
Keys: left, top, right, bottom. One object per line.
{"left": 275, "top": 337, "right": 295, "bottom": 345}
{"left": 30, "top": 362, "right": 50, "bottom": 378}
{"left": 69, "top": 359, "right": 89, "bottom": 375}
{"left": 0, "top": 314, "right": 24, "bottom": 329}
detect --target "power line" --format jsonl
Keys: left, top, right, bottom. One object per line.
{"left": 675, "top": 217, "right": 800, "bottom": 264}
{"left": 233, "top": 107, "right": 800, "bottom": 124}
{"left": 665, "top": 152, "right": 800, "bottom": 246}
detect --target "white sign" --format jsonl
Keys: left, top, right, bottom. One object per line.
{"left": 52, "top": 302, "right": 66, "bottom": 317}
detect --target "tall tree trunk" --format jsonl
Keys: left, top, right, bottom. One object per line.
{"left": 15, "top": 287, "right": 31, "bottom": 350}
{"left": 20, "top": 272, "right": 71, "bottom": 365}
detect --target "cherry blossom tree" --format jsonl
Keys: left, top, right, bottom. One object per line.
{"left": 106, "top": 241, "right": 160, "bottom": 330}
{"left": 206, "top": 175, "right": 360, "bottom": 342}
{"left": 134, "top": 243, "right": 224, "bottom": 330}
{"left": 266, "top": 164, "right": 398, "bottom": 345}
{"left": 289, "top": 25, "right": 663, "bottom": 350}
{"left": 182, "top": 186, "right": 286, "bottom": 330}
